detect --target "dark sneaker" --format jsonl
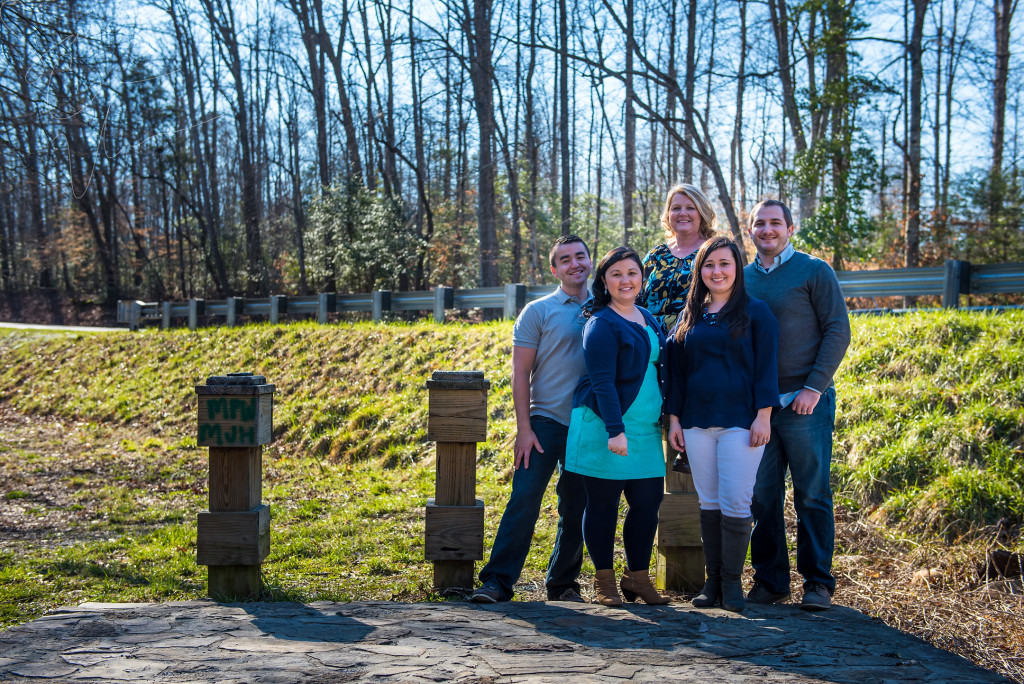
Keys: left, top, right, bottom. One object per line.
{"left": 746, "top": 583, "right": 791, "bottom": 605}
{"left": 800, "top": 583, "right": 832, "bottom": 611}
{"left": 549, "top": 588, "right": 585, "bottom": 603}
{"left": 471, "top": 584, "right": 506, "bottom": 603}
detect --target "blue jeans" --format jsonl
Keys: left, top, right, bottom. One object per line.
{"left": 750, "top": 387, "right": 837, "bottom": 595}
{"left": 478, "top": 416, "right": 586, "bottom": 600}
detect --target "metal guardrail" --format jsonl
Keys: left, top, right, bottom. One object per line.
{"left": 118, "top": 260, "right": 1024, "bottom": 330}
{"left": 836, "top": 267, "right": 946, "bottom": 298}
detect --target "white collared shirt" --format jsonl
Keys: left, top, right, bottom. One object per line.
{"left": 753, "top": 242, "right": 795, "bottom": 274}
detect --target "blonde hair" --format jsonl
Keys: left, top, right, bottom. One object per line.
{"left": 661, "top": 183, "right": 717, "bottom": 242}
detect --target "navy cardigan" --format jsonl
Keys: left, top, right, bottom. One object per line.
{"left": 572, "top": 306, "right": 667, "bottom": 438}
{"left": 665, "top": 297, "right": 781, "bottom": 429}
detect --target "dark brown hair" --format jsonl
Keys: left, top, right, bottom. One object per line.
{"left": 587, "top": 246, "right": 643, "bottom": 316}
{"left": 674, "top": 237, "right": 750, "bottom": 341}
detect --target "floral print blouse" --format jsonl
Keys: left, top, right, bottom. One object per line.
{"left": 640, "top": 242, "right": 698, "bottom": 334}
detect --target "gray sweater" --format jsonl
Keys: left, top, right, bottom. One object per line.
{"left": 744, "top": 251, "right": 851, "bottom": 394}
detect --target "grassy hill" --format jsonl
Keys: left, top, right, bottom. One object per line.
{"left": 0, "top": 310, "right": 1021, "bottom": 630}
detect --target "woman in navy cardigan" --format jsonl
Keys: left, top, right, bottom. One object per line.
{"left": 565, "top": 247, "right": 668, "bottom": 607}
{"left": 666, "top": 237, "right": 780, "bottom": 613}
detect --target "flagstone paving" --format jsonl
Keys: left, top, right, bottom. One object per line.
{"left": 0, "top": 599, "right": 1007, "bottom": 682}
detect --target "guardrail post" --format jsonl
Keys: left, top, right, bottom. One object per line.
{"left": 226, "top": 297, "right": 243, "bottom": 327}
{"left": 424, "top": 370, "right": 488, "bottom": 590}
{"left": 503, "top": 284, "right": 526, "bottom": 319}
{"left": 195, "top": 372, "right": 274, "bottom": 599}
{"left": 656, "top": 437, "right": 704, "bottom": 593}
{"left": 942, "top": 259, "right": 971, "bottom": 309}
{"left": 270, "top": 295, "right": 287, "bottom": 324}
{"left": 317, "top": 293, "right": 335, "bottom": 324}
{"left": 162, "top": 302, "right": 172, "bottom": 329}
{"left": 372, "top": 290, "right": 391, "bottom": 322}
{"left": 434, "top": 286, "right": 454, "bottom": 323}
{"left": 188, "top": 298, "right": 205, "bottom": 331}
{"left": 129, "top": 300, "right": 143, "bottom": 331}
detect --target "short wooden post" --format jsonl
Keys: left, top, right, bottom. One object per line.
{"left": 162, "top": 302, "right": 172, "bottom": 329}
{"left": 129, "top": 301, "right": 143, "bottom": 331}
{"left": 655, "top": 432, "right": 704, "bottom": 592}
{"left": 317, "top": 293, "right": 335, "bottom": 324}
{"left": 372, "top": 290, "right": 391, "bottom": 322}
{"left": 188, "top": 298, "right": 205, "bottom": 331}
{"left": 503, "top": 284, "right": 526, "bottom": 319}
{"left": 424, "top": 370, "right": 488, "bottom": 590}
{"left": 269, "top": 295, "right": 287, "bottom": 324}
{"left": 942, "top": 259, "right": 971, "bottom": 309}
{"left": 226, "top": 297, "right": 243, "bottom": 327}
{"left": 195, "top": 372, "right": 275, "bottom": 599}
{"left": 433, "top": 286, "right": 453, "bottom": 323}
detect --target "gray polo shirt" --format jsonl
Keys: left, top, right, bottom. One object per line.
{"left": 512, "top": 287, "right": 591, "bottom": 426}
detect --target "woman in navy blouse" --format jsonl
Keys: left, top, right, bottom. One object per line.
{"left": 665, "top": 237, "right": 780, "bottom": 613}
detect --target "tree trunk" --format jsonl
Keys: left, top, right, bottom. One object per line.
{"left": 201, "top": 0, "right": 266, "bottom": 295}
{"left": 731, "top": 0, "right": 748, "bottom": 214}
{"left": 560, "top": 0, "right": 571, "bottom": 234}
{"left": 465, "top": 0, "right": 499, "bottom": 288}
{"left": 683, "top": 0, "right": 696, "bottom": 180}
{"left": 991, "top": 0, "right": 1014, "bottom": 217}
{"left": 906, "top": 0, "right": 927, "bottom": 270}
{"left": 624, "top": 0, "right": 636, "bottom": 245}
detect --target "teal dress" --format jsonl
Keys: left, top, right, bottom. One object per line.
{"left": 565, "top": 326, "right": 665, "bottom": 480}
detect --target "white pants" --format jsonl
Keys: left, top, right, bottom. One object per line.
{"left": 683, "top": 427, "right": 765, "bottom": 518}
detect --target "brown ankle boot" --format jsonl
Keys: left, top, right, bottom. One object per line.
{"left": 593, "top": 569, "right": 623, "bottom": 606}
{"left": 620, "top": 568, "right": 670, "bottom": 605}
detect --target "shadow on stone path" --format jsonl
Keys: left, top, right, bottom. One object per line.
{"left": 0, "top": 600, "right": 1007, "bottom": 682}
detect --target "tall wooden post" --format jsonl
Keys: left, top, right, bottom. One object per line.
{"left": 195, "top": 372, "right": 274, "bottom": 599}
{"left": 424, "top": 371, "right": 488, "bottom": 590}
{"left": 655, "top": 434, "right": 704, "bottom": 592}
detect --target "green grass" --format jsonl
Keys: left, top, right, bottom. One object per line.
{"left": 0, "top": 311, "right": 1021, "bottom": 629}
{"left": 834, "top": 309, "right": 1024, "bottom": 535}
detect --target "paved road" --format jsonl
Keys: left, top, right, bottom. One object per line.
{"left": 0, "top": 322, "right": 123, "bottom": 332}
{"left": 0, "top": 600, "right": 1006, "bottom": 682}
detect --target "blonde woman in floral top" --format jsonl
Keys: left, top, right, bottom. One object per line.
{"left": 640, "top": 183, "right": 718, "bottom": 335}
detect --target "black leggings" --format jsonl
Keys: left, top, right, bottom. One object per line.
{"left": 581, "top": 476, "right": 664, "bottom": 571}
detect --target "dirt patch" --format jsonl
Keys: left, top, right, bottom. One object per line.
{"left": 0, "top": 405, "right": 203, "bottom": 551}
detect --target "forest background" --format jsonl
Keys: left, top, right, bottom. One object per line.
{"left": 0, "top": 0, "right": 1022, "bottom": 306}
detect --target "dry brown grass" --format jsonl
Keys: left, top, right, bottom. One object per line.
{"left": 832, "top": 504, "right": 1024, "bottom": 682}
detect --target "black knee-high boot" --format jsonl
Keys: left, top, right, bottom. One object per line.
{"left": 721, "top": 515, "right": 753, "bottom": 612}
{"left": 691, "top": 510, "right": 722, "bottom": 608}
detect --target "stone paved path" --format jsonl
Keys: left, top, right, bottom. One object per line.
{"left": 0, "top": 600, "right": 1007, "bottom": 683}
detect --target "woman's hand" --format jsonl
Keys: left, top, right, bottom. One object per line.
{"left": 749, "top": 408, "right": 772, "bottom": 448}
{"left": 668, "top": 415, "right": 685, "bottom": 452}
{"left": 608, "top": 432, "right": 628, "bottom": 457}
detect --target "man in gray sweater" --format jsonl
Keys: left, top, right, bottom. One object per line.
{"left": 743, "top": 199, "right": 851, "bottom": 611}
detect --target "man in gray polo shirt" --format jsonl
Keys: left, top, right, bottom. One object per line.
{"left": 472, "top": 235, "right": 592, "bottom": 603}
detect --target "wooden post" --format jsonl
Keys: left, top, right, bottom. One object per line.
{"left": 226, "top": 297, "right": 243, "bottom": 327}
{"left": 372, "top": 290, "right": 391, "bottom": 322}
{"left": 433, "top": 286, "right": 453, "bottom": 323}
{"left": 424, "top": 370, "right": 488, "bottom": 590}
{"left": 942, "top": 259, "right": 971, "bottom": 309}
{"left": 195, "top": 372, "right": 275, "bottom": 599}
{"left": 317, "top": 293, "right": 335, "bottom": 324}
{"left": 655, "top": 431, "right": 704, "bottom": 592}
{"left": 270, "top": 295, "right": 287, "bottom": 324}
{"left": 503, "top": 284, "right": 526, "bottom": 319}
{"left": 188, "top": 298, "right": 204, "bottom": 331}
